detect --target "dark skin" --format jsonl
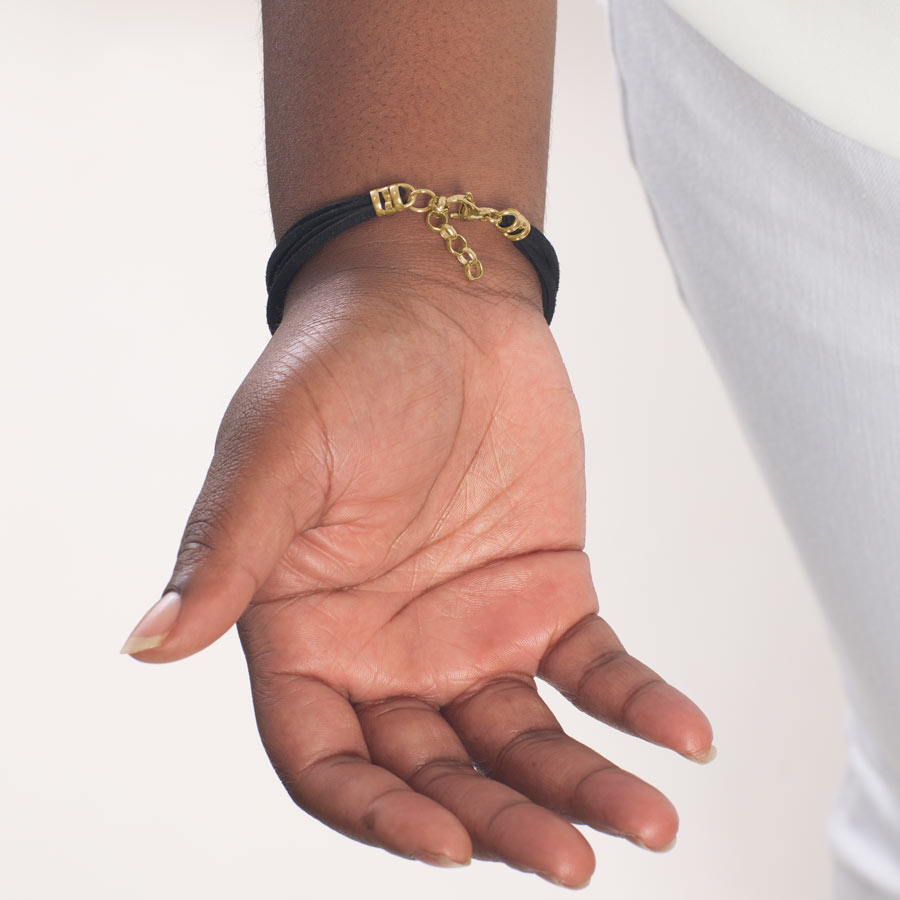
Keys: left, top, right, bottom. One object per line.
{"left": 121, "top": 1, "right": 715, "bottom": 887}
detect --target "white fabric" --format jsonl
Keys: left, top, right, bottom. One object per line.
{"left": 608, "top": 0, "right": 900, "bottom": 896}
{"left": 598, "top": 0, "right": 900, "bottom": 161}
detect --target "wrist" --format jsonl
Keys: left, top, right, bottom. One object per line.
{"left": 278, "top": 203, "right": 546, "bottom": 326}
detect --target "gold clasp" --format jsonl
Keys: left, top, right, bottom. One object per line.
{"left": 369, "top": 182, "right": 531, "bottom": 278}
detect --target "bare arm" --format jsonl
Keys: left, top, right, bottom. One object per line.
{"left": 262, "top": 0, "right": 556, "bottom": 308}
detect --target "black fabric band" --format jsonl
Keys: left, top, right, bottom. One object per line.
{"left": 265, "top": 191, "right": 559, "bottom": 333}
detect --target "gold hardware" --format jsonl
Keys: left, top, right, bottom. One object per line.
{"left": 369, "top": 182, "right": 530, "bottom": 279}
{"left": 370, "top": 182, "right": 414, "bottom": 216}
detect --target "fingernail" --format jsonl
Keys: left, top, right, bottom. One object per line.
{"left": 414, "top": 852, "right": 468, "bottom": 868}
{"left": 658, "top": 836, "right": 677, "bottom": 853}
{"left": 626, "top": 834, "right": 677, "bottom": 853}
{"left": 538, "top": 872, "right": 591, "bottom": 889}
{"left": 120, "top": 591, "right": 182, "bottom": 655}
{"left": 687, "top": 743, "right": 718, "bottom": 765}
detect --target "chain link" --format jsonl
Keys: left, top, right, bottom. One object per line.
{"left": 369, "top": 182, "right": 531, "bottom": 281}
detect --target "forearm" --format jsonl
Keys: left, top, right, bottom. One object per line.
{"left": 261, "top": 0, "right": 557, "bottom": 309}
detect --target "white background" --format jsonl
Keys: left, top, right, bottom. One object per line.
{"left": 0, "top": 1, "right": 844, "bottom": 897}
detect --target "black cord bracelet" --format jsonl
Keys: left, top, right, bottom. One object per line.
{"left": 265, "top": 182, "right": 559, "bottom": 334}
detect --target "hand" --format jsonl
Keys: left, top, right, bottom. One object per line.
{"left": 123, "top": 257, "right": 714, "bottom": 888}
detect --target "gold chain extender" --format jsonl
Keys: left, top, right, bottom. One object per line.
{"left": 369, "top": 182, "right": 531, "bottom": 281}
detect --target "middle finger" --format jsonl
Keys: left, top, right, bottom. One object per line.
{"left": 356, "top": 695, "right": 595, "bottom": 887}
{"left": 443, "top": 674, "right": 679, "bottom": 851}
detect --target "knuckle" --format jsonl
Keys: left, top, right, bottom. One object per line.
{"left": 492, "top": 727, "right": 559, "bottom": 776}
{"left": 619, "top": 675, "right": 667, "bottom": 722}
{"left": 575, "top": 648, "right": 631, "bottom": 698}
{"left": 173, "top": 513, "right": 233, "bottom": 573}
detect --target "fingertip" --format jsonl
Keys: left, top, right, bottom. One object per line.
{"left": 673, "top": 705, "right": 715, "bottom": 763}
{"left": 119, "top": 591, "right": 182, "bottom": 658}
{"left": 590, "top": 770, "right": 679, "bottom": 852}
{"left": 683, "top": 742, "right": 718, "bottom": 765}
{"left": 375, "top": 791, "right": 473, "bottom": 867}
{"left": 539, "top": 871, "right": 592, "bottom": 890}
{"left": 626, "top": 833, "right": 678, "bottom": 853}
{"left": 534, "top": 823, "right": 595, "bottom": 890}
{"left": 121, "top": 565, "right": 254, "bottom": 662}
{"left": 626, "top": 683, "right": 715, "bottom": 764}
{"left": 413, "top": 852, "right": 470, "bottom": 868}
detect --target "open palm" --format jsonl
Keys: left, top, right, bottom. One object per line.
{"left": 133, "top": 270, "right": 713, "bottom": 887}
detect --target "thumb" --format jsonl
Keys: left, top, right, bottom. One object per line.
{"left": 120, "top": 451, "right": 324, "bottom": 663}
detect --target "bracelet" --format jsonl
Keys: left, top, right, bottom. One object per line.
{"left": 265, "top": 182, "right": 559, "bottom": 333}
